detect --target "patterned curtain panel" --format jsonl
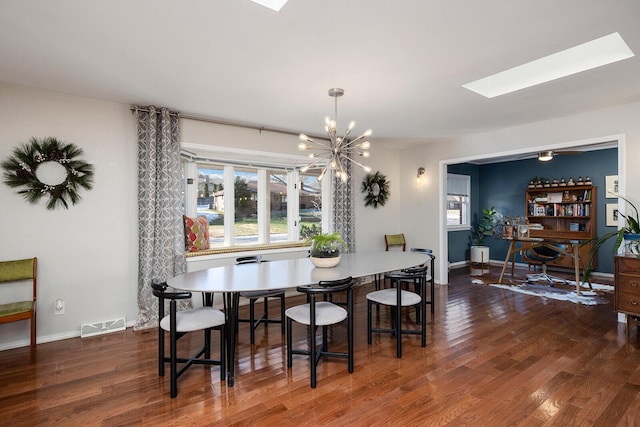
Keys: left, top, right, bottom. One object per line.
{"left": 134, "top": 106, "right": 187, "bottom": 330}
{"left": 332, "top": 160, "right": 356, "bottom": 253}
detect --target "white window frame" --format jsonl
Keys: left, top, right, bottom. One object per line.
{"left": 447, "top": 173, "right": 471, "bottom": 230}
{"left": 183, "top": 158, "right": 325, "bottom": 248}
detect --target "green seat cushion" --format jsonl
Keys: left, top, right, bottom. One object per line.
{"left": 0, "top": 301, "right": 33, "bottom": 317}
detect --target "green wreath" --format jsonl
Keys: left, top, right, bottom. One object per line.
{"left": 1, "top": 137, "right": 94, "bottom": 210}
{"left": 361, "top": 171, "right": 390, "bottom": 208}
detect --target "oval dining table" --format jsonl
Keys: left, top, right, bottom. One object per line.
{"left": 166, "top": 250, "right": 428, "bottom": 386}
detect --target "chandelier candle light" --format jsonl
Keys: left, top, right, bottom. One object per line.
{"left": 298, "top": 88, "right": 372, "bottom": 182}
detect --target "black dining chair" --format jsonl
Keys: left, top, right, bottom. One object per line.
{"left": 367, "top": 264, "right": 427, "bottom": 358}
{"left": 286, "top": 276, "right": 354, "bottom": 388}
{"left": 151, "top": 280, "right": 226, "bottom": 398}
{"left": 236, "top": 255, "right": 286, "bottom": 344}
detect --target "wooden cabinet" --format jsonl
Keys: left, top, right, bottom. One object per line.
{"left": 615, "top": 255, "right": 640, "bottom": 319}
{"left": 524, "top": 185, "right": 597, "bottom": 269}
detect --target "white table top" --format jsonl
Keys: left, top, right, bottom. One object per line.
{"left": 167, "top": 251, "right": 429, "bottom": 293}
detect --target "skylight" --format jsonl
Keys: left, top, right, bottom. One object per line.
{"left": 463, "top": 32, "right": 635, "bottom": 98}
{"left": 250, "top": 0, "right": 289, "bottom": 12}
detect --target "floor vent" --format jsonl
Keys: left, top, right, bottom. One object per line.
{"left": 81, "top": 317, "right": 126, "bottom": 338}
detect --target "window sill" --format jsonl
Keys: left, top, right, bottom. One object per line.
{"left": 185, "top": 242, "right": 309, "bottom": 258}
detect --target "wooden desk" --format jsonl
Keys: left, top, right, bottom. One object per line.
{"left": 498, "top": 237, "right": 591, "bottom": 295}
{"left": 167, "top": 251, "right": 428, "bottom": 386}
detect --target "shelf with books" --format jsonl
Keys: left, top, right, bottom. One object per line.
{"left": 524, "top": 185, "right": 597, "bottom": 269}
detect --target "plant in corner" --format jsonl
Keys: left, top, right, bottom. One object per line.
{"left": 471, "top": 207, "right": 499, "bottom": 246}
{"left": 583, "top": 194, "right": 640, "bottom": 281}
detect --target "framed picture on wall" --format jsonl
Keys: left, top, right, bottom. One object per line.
{"left": 605, "top": 175, "right": 618, "bottom": 198}
{"left": 606, "top": 203, "right": 618, "bottom": 227}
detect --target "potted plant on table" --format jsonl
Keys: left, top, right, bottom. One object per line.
{"left": 307, "top": 232, "right": 348, "bottom": 268}
{"left": 470, "top": 207, "right": 499, "bottom": 266}
{"left": 583, "top": 194, "right": 640, "bottom": 280}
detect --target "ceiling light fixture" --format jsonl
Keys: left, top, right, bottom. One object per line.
{"left": 298, "top": 88, "right": 372, "bottom": 182}
{"left": 249, "top": 0, "right": 289, "bottom": 12}
{"left": 463, "top": 32, "right": 635, "bottom": 98}
{"left": 538, "top": 151, "right": 554, "bottom": 162}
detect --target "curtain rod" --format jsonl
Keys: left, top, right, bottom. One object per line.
{"left": 130, "top": 106, "right": 328, "bottom": 141}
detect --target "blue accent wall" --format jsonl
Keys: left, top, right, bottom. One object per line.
{"left": 448, "top": 148, "right": 618, "bottom": 273}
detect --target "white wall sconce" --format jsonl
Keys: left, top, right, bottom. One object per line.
{"left": 416, "top": 167, "right": 425, "bottom": 183}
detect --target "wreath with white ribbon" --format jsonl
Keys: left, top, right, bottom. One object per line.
{"left": 1, "top": 137, "right": 94, "bottom": 210}
{"left": 361, "top": 171, "right": 390, "bottom": 208}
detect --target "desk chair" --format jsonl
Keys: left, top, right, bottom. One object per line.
{"left": 237, "top": 256, "right": 286, "bottom": 344}
{"left": 151, "top": 280, "right": 225, "bottom": 398}
{"left": 0, "top": 257, "right": 37, "bottom": 363}
{"left": 524, "top": 245, "right": 568, "bottom": 286}
{"left": 367, "top": 264, "right": 427, "bottom": 358}
{"left": 286, "top": 276, "right": 354, "bottom": 388}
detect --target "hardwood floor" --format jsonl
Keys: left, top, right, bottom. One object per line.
{"left": 1, "top": 266, "right": 640, "bottom": 426}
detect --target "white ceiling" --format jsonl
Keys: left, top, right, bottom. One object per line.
{"left": 1, "top": 0, "right": 640, "bottom": 149}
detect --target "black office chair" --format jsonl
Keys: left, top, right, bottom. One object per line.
{"left": 524, "top": 245, "right": 568, "bottom": 286}
{"left": 236, "top": 256, "right": 286, "bottom": 344}
{"left": 367, "top": 264, "right": 428, "bottom": 358}
{"left": 286, "top": 276, "right": 354, "bottom": 388}
{"left": 151, "top": 280, "right": 226, "bottom": 398}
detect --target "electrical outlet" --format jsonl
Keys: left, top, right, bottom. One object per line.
{"left": 55, "top": 299, "right": 65, "bottom": 315}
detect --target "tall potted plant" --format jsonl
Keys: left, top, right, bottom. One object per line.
{"left": 584, "top": 194, "right": 640, "bottom": 280}
{"left": 470, "top": 207, "right": 498, "bottom": 265}
{"left": 307, "top": 232, "right": 348, "bottom": 268}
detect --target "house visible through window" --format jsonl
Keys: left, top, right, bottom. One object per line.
{"left": 187, "top": 160, "right": 323, "bottom": 248}
{"left": 447, "top": 173, "right": 470, "bottom": 228}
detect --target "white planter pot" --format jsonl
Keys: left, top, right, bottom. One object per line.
{"left": 470, "top": 246, "right": 490, "bottom": 265}
{"left": 310, "top": 255, "right": 341, "bottom": 268}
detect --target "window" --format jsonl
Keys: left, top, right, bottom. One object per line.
{"left": 447, "top": 174, "right": 470, "bottom": 229}
{"left": 186, "top": 159, "right": 324, "bottom": 249}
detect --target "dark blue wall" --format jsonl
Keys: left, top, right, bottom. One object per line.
{"left": 447, "top": 148, "right": 618, "bottom": 273}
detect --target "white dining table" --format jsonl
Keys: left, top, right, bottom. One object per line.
{"left": 166, "top": 251, "right": 428, "bottom": 386}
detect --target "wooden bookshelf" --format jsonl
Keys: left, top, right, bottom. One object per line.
{"left": 523, "top": 185, "right": 597, "bottom": 269}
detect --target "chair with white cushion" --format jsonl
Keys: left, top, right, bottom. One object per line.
{"left": 367, "top": 264, "right": 427, "bottom": 358}
{"left": 286, "top": 276, "right": 354, "bottom": 388}
{"left": 151, "top": 280, "right": 225, "bottom": 398}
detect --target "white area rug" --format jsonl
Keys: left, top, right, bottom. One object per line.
{"left": 477, "top": 279, "right": 613, "bottom": 306}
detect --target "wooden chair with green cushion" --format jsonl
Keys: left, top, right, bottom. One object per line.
{"left": 0, "top": 257, "right": 37, "bottom": 363}
{"left": 384, "top": 234, "right": 406, "bottom": 251}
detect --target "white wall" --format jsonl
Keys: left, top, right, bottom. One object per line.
{"left": 399, "top": 101, "right": 640, "bottom": 284}
{"left": 0, "top": 83, "right": 139, "bottom": 348}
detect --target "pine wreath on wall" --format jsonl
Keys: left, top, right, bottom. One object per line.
{"left": 1, "top": 137, "right": 94, "bottom": 210}
{"left": 361, "top": 171, "right": 389, "bottom": 208}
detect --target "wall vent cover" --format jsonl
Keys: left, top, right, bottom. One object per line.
{"left": 80, "top": 317, "right": 126, "bottom": 338}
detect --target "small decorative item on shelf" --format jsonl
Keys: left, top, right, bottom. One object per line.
{"left": 551, "top": 179, "right": 559, "bottom": 187}
{"left": 544, "top": 179, "right": 551, "bottom": 188}
{"left": 567, "top": 177, "right": 575, "bottom": 186}
{"left": 307, "top": 232, "right": 348, "bottom": 268}
{"left": 528, "top": 180, "right": 535, "bottom": 189}
{"left": 585, "top": 176, "right": 592, "bottom": 185}
{"left": 577, "top": 176, "right": 584, "bottom": 185}
{"left": 559, "top": 178, "right": 567, "bottom": 187}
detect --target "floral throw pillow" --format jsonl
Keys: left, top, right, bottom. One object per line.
{"left": 183, "top": 215, "right": 210, "bottom": 251}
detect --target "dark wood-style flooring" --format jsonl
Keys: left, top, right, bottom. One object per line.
{"left": 1, "top": 266, "right": 640, "bottom": 426}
